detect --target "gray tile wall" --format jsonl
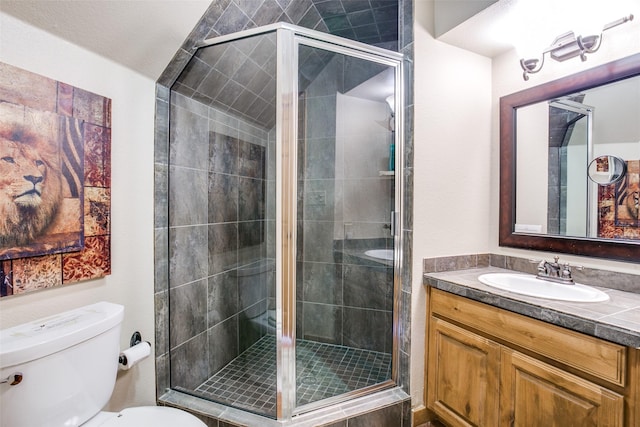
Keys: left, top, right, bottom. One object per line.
{"left": 398, "top": 0, "right": 413, "bottom": 396}
{"left": 297, "top": 51, "right": 340, "bottom": 347}
{"left": 295, "top": 51, "right": 394, "bottom": 353}
{"left": 547, "top": 146, "right": 561, "bottom": 234}
{"left": 167, "top": 92, "right": 273, "bottom": 392}
{"left": 163, "top": 388, "right": 411, "bottom": 426}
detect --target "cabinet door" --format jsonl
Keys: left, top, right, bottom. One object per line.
{"left": 501, "top": 349, "right": 624, "bottom": 427}
{"left": 427, "top": 317, "right": 500, "bottom": 427}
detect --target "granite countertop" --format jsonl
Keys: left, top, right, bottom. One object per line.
{"left": 424, "top": 266, "right": 640, "bottom": 348}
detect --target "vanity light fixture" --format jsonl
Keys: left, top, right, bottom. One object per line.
{"left": 520, "top": 14, "right": 634, "bottom": 80}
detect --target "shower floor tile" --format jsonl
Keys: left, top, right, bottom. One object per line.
{"left": 193, "top": 335, "right": 392, "bottom": 417}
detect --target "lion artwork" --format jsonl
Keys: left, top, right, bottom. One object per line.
{"left": 626, "top": 182, "right": 640, "bottom": 220}
{"left": 0, "top": 124, "right": 63, "bottom": 248}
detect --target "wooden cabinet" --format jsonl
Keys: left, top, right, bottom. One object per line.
{"left": 426, "top": 289, "right": 638, "bottom": 427}
{"left": 428, "top": 317, "right": 500, "bottom": 426}
{"left": 501, "top": 349, "right": 624, "bottom": 427}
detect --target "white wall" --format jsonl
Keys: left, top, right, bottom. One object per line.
{"left": 0, "top": 13, "right": 157, "bottom": 410}
{"left": 412, "top": 0, "right": 640, "bottom": 411}
{"left": 412, "top": 0, "right": 493, "bottom": 408}
{"left": 335, "top": 93, "right": 392, "bottom": 240}
{"left": 433, "top": 0, "right": 498, "bottom": 37}
{"left": 491, "top": 8, "right": 640, "bottom": 275}
{"left": 515, "top": 102, "right": 549, "bottom": 232}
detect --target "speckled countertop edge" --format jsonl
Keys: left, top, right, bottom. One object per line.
{"left": 424, "top": 267, "right": 640, "bottom": 348}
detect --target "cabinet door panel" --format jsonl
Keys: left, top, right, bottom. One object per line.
{"left": 427, "top": 317, "right": 500, "bottom": 427}
{"left": 430, "top": 289, "right": 626, "bottom": 386}
{"left": 501, "top": 349, "right": 624, "bottom": 427}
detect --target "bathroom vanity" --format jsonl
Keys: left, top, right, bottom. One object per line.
{"left": 423, "top": 267, "right": 640, "bottom": 427}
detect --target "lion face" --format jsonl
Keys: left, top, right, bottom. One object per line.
{"left": 1, "top": 141, "right": 47, "bottom": 206}
{"left": 0, "top": 128, "right": 63, "bottom": 247}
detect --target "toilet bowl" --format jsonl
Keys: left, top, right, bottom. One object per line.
{"left": 0, "top": 302, "right": 206, "bottom": 427}
{"left": 84, "top": 407, "right": 205, "bottom": 426}
{"left": 248, "top": 308, "right": 277, "bottom": 334}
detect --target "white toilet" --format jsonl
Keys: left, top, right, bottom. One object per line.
{"left": 0, "top": 301, "right": 206, "bottom": 427}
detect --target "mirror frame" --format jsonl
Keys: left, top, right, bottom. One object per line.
{"left": 499, "top": 53, "right": 640, "bottom": 262}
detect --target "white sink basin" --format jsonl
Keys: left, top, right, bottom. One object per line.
{"left": 478, "top": 273, "right": 609, "bottom": 302}
{"left": 364, "top": 249, "right": 394, "bottom": 261}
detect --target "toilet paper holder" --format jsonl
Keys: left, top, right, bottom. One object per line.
{"left": 129, "top": 331, "right": 142, "bottom": 347}
{"left": 118, "top": 331, "right": 149, "bottom": 367}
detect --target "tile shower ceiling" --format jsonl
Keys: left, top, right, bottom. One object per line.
{"left": 311, "top": 0, "right": 399, "bottom": 45}
{"left": 172, "top": 0, "right": 398, "bottom": 129}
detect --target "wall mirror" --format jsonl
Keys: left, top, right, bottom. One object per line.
{"left": 500, "top": 53, "right": 640, "bottom": 262}
{"left": 588, "top": 155, "right": 627, "bottom": 185}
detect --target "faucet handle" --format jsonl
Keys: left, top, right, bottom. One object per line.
{"left": 561, "top": 262, "right": 584, "bottom": 271}
{"left": 529, "top": 259, "right": 548, "bottom": 275}
{"left": 560, "top": 262, "right": 583, "bottom": 280}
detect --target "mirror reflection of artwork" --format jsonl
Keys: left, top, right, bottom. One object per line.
{"left": 599, "top": 160, "right": 640, "bottom": 239}
{"left": 615, "top": 161, "right": 639, "bottom": 225}
{"left": 0, "top": 62, "right": 111, "bottom": 297}
{"left": 597, "top": 156, "right": 610, "bottom": 171}
{"left": 0, "top": 261, "right": 12, "bottom": 297}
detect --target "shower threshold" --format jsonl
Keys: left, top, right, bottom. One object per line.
{"left": 192, "top": 335, "right": 392, "bottom": 418}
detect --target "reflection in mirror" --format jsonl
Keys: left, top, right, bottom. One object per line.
{"left": 500, "top": 53, "right": 640, "bottom": 262}
{"left": 588, "top": 155, "right": 627, "bottom": 185}
{"left": 515, "top": 75, "right": 640, "bottom": 240}
{"left": 515, "top": 97, "right": 592, "bottom": 237}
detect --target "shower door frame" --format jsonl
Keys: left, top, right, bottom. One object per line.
{"left": 548, "top": 100, "right": 595, "bottom": 237}
{"left": 198, "top": 22, "right": 405, "bottom": 421}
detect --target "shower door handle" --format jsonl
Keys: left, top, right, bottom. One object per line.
{"left": 390, "top": 211, "right": 397, "bottom": 237}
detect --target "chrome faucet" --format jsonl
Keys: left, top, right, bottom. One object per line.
{"left": 534, "top": 256, "right": 582, "bottom": 285}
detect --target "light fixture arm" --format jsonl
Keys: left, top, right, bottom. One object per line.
{"left": 520, "top": 55, "right": 545, "bottom": 81}
{"left": 603, "top": 14, "right": 634, "bottom": 31}
{"left": 519, "top": 14, "right": 634, "bottom": 80}
{"left": 576, "top": 34, "right": 602, "bottom": 60}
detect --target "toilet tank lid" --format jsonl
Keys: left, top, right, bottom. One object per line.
{"left": 0, "top": 301, "right": 124, "bottom": 369}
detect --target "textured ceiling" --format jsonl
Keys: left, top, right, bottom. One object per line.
{"left": 0, "top": 0, "right": 212, "bottom": 80}
{"left": 1, "top": 0, "right": 398, "bottom": 81}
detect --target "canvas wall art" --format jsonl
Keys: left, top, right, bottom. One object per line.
{"left": 0, "top": 62, "right": 111, "bottom": 297}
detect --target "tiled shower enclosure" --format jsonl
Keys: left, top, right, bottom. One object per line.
{"left": 155, "top": 1, "right": 414, "bottom": 426}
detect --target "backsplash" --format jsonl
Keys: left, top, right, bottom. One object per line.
{"left": 423, "top": 253, "right": 640, "bottom": 294}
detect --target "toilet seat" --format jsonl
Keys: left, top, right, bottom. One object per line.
{"left": 86, "top": 406, "right": 206, "bottom": 427}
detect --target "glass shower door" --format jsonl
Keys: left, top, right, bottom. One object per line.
{"left": 168, "top": 29, "right": 279, "bottom": 419}
{"left": 167, "top": 23, "right": 403, "bottom": 421}
{"left": 291, "top": 38, "right": 399, "bottom": 413}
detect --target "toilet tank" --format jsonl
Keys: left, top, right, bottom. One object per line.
{"left": 0, "top": 302, "right": 124, "bottom": 427}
